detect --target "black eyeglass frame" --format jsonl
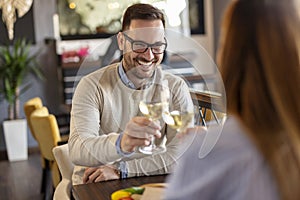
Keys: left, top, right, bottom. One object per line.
{"left": 122, "top": 33, "right": 167, "bottom": 54}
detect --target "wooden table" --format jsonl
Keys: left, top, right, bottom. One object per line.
{"left": 184, "top": 74, "right": 217, "bottom": 85}
{"left": 189, "top": 89, "right": 225, "bottom": 113}
{"left": 72, "top": 175, "right": 167, "bottom": 200}
{"left": 189, "top": 89, "right": 226, "bottom": 126}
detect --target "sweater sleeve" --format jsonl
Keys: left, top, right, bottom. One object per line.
{"left": 68, "top": 74, "right": 122, "bottom": 166}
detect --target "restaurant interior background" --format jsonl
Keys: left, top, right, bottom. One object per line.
{"left": 0, "top": 0, "right": 231, "bottom": 153}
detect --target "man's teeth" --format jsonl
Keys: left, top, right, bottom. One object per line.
{"left": 138, "top": 60, "right": 152, "bottom": 66}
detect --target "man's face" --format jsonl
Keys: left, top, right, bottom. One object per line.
{"left": 118, "top": 19, "right": 165, "bottom": 81}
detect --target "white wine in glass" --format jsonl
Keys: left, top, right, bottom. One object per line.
{"left": 139, "top": 101, "right": 168, "bottom": 121}
{"left": 138, "top": 80, "right": 170, "bottom": 155}
{"left": 163, "top": 110, "right": 194, "bottom": 133}
{"left": 138, "top": 100, "right": 169, "bottom": 154}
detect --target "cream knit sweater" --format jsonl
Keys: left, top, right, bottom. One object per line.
{"left": 68, "top": 63, "right": 193, "bottom": 185}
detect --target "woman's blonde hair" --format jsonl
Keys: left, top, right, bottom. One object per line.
{"left": 218, "top": 0, "right": 300, "bottom": 199}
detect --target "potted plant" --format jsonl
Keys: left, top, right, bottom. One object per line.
{"left": 0, "top": 38, "right": 43, "bottom": 161}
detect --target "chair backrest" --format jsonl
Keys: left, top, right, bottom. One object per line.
{"left": 30, "top": 107, "right": 62, "bottom": 161}
{"left": 24, "top": 97, "right": 43, "bottom": 140}
{"left": 31, "top": 107, "right": 63, "bottom": 188}
{"left": 53, "top": 144, "right": 74, "bottom": 200}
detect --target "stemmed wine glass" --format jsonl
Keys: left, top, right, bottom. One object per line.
{"left": 162, "top": 109, "right": 194, "bottom": 134}
{"left": 138, "top": 80, "right": 169, "bottom": 155}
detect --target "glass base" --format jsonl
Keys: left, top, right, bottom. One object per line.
{"left": 138, "top": 145, "right": 165, "bottom": 155}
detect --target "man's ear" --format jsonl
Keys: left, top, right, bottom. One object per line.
{"left": 117, "top": 32, "right": 124, "bottom": 51}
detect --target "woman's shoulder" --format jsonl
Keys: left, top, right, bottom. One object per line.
{"left": 184, "top": 117, "right": 258, "bottom": 161}
{"left": 166, "top": 117, "right": 278, "bottom": 199}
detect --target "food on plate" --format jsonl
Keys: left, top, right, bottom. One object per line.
{"left": 111, "top": 183, "right": 166, "bottom": 200}
{"left": 111, "top": 187, "right": 144, "bottom": 200}
{"left": 111, "top": 190, "right": 131, "bottom": 200}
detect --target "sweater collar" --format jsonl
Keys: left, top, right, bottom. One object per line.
{"left": 118, "top": 62, "right": 155, "bottom": 90}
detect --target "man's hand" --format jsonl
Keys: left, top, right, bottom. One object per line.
{"left": 121, "top": 116, "right": 162, "bottom": 153}
{"left": 83, "top": 165, "right": 119, "bottom": 184}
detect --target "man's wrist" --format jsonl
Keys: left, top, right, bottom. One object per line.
{"left": 116, "top": 132, "right": 134, "bottom": 157}
{"left": 119, "top": 161, "right": 128, "bottom": 179}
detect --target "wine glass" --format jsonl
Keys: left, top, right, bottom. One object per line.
{"left": 162, "top": 109, "right": 194, "bottom": 133}
{"left": 138, "top": 81, "right": 169, "bottom": 155}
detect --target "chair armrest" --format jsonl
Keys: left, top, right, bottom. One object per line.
{"left": 53, "top": 179, "right": 72, "bottom": 200}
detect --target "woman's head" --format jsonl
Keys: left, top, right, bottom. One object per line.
{"left": 218, "top": 0, "right": 299, "bottom": 126}
{"left": 218, "top": 0, "right": 300, "bottom": 199}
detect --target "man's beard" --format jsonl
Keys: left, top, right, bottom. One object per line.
{"left": 123, "top": 53, "right": 160, "bottom": 79}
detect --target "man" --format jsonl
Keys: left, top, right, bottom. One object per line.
{"left": 68, "top": 3, "right": 194, "bottom": 185}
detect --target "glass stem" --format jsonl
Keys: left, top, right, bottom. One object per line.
{"left": 150, "top": 135, "right": 156, "bottom": 148}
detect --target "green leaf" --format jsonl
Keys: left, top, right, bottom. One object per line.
{"left": 0, "top": 38, "right": 43, "bottom": 119}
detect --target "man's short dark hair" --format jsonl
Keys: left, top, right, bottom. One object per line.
{"left": 122, "top": 3, "right": 165, "bottom": 30}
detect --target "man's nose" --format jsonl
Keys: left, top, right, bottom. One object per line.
{"left": 143, "top": 47, "right": 155, "bottom": 60}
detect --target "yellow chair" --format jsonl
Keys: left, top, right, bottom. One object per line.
{"left": 53, "top": 144, "right": 74, "bottom": 200}
{"left": 30, "top": 107, "right": 63, "bottom": 192}
{"left": 24, "top": 97, "right": 49, "bottom": 193}
{"left": 24, "top": 97, "right": 43, "bottom": 140}
{"left": 24, "top": 97, "right": 69, "bottom": 143}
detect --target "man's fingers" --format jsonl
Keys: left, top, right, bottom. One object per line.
{"left": 127, "top": 137, "right": 151, "bottom": 147}
{"left": 85, "top": 167, "right": 97, "bottom": 175}
{"left": 94, "top": 175, "right": 105, "bottom": 182}
{"left": 125, "top": 119, "right": 162, "bottom": 139}
{"left": 93, "top": 173, "right": 118, "bottom": 182}
{"left": 83, "top": 175, "right": 88, "bottom": 183}
{"left": 125, "top": 128, "right": 161, "bottom": 139}
{"left": 83, "top": 167, "right": 98, "bottom": 183}
{"left": 87, "top": 171, "right": 101, "bottom": 183}
{"left": 133, "top": 116, "right": 161, "bottom": 129}
{"left": 84, "top": 165, "right": 120, "bottom": 183}
{"left": 122, "top": 134, "right": 151, "bottom": 151}
{"left": 121, "top": 116, "right": 162, "bottom": 152}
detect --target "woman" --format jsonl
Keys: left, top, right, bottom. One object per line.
{"left": 164, "top": 0, "right": 300, "bottom": 199}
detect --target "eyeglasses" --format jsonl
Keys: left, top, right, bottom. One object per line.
{"left": 123, "top": 33, "right": 167, "bottom": 54}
